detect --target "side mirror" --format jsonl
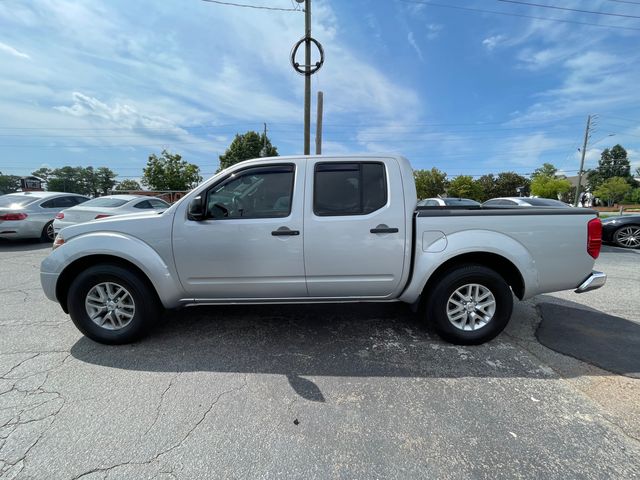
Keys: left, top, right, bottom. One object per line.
{"left": 188, "top": 196, "right": 205, "bottom": 221}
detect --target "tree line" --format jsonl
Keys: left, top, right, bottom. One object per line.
{"left": 0, "top": 131, "right": 638, "bottom": 206}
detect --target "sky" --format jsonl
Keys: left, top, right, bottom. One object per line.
{"left": 1, "top": 0, "right": 639, "bottom": 182}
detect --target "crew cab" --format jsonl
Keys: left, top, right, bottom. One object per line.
{"left": 40, "top": 155, "right": 606, "bottom": 345}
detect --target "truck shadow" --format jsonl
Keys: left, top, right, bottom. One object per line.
{"left": 535, "top": 295, "right": 640, "bottom": 379}
{"left": 69, "top": 299, "right": 639, "bottom": 401}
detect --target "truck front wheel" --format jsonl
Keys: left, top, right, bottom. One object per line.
{"left": 67, "top": 264, "right": 159, "bottom": 344}
{"left": 426, "top": 265, "right": 513, "bottom": 345}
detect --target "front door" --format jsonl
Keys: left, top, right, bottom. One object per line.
{"left": 172, "top": 162, "right": 307, "bottom": 299}
{"left": 303, "top": 158, "right": 407, "bottom": 298}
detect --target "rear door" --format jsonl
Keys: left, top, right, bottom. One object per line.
{"left": 303, "top": 157, "right": 407, "bottom": 298}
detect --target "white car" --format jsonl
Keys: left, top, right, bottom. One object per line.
{"left": 417, "top": 197, "right": 480, "bottom": 207}
{"left": 0, "top": 191, "right": 89, "bottom": 242}
{"left": 53, "top": 195, "right": 170, "bottom": 233}
{"left": 482, "top": 197, "right": 570, "bottom": 208}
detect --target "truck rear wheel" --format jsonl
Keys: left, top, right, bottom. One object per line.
{"left": 425, "top": 265, "right": 513, "bottom": 345}
{"left": 67, "top": 264, "right": 158, "bottom": 344}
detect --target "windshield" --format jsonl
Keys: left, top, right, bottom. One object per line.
{"left": 525, "top": 198, "right": 568, "bottom": 207}
{"left": 81, "top": 198, "right": 130, "bottom": 208}
{"left": 0, "top": 194, "right": 39, "bottom": 208}
{"left": 443, "top": 198, "right": 480, "bottom": 206}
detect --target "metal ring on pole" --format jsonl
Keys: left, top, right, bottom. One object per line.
{"left": 290, "top": 36, "right": 324, "bottom": 75}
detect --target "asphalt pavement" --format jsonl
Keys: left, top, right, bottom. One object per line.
{"left": 0, "top": 240, "right": 639, "bottom": 479}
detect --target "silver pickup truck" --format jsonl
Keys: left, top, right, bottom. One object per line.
{"left": 41, "top": 155, "right": 606, "bottom": 345}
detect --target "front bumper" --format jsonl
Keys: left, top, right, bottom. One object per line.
{"left": 574, "top": 271, "right": 607, "bottom": 293}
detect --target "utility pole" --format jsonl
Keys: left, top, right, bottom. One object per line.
{"left": 315, "top": 91, "right": 323, "bottom": 155}
{"left": 291, "top": 0, "right": 323, "bottom": 155}
{"left": 574, "top": 114, "right": 592, "bottom": 207}
{"left": 303, "top": 0, "right": 311, "bottom": 155}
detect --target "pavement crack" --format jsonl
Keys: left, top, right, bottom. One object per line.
{"left": 143, "top": 372, "right": 180, "bottom": 437}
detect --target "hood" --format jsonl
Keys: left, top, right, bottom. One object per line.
{"left": 59, "top": 210, "right": 169, "bottom": 239}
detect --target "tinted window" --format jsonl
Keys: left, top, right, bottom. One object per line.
{"left": 443, "top": 198, "right": 480, "bottom": 206}
{"left": 82, "top": 198, "right": 129, "bottom": 208}
{"left": 41, "top": 196, "right": 78, "bottom": 208}
{"left": 0, "top": 194, "right": 39, "bottom": 208}
{"left": 205, "top": 165, "right": 294, "bottom": 219}
{"left": 134, "top": 200, "right": 153, "bottom": 209}
{"left": 149, "top": 199, "right": 170, "bottom": 209}
{"left": 525, "top": 198, "right": 568, "bottom": 207}
{"left": 71, "top": 196, "right": 89, "bottom": 205}
{"left": 314, "top": 162, "right": 387, "bottom": 216}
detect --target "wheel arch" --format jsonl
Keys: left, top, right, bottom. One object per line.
{"left": 56, "top": 255, "right": 161, "bottom": 313}
{"left": 420, "top": 252, "right": 526, "bottom": 306}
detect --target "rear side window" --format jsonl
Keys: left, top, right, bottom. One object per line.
{"left": 134, "top": 200, "right": 153, "bottom": 209}
{"left": 314, "top": 162, "right": 387, "bottom": 216}
{"left": 41, "top": 196, "right": 79, "bottom": 208}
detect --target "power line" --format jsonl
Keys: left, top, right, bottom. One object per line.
{"left": 200, "top": 0, "right": 301, "bottom": 12}
{"left": 607, "top": 0, "right": 640, "bottom": 5}
{"left": 397, "top": 0, "right": 640, "bottom": 31}
{"left": 496, "top": 0, "right": 640, "bottom": 19}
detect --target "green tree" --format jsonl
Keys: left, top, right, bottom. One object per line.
{"left": 587, "top": 144, "right": 631, "bottom": 191}
{"left": 623, "top": 188, "right": 640, "bottom": 204}
{"left": 531, "top": 163, "right": 558, "bottom": 179}
{"left": 447, "top": 175, "right": 484, "bottom": 200}
{"left": 95, "top": 167, "right": 118, "bottom": 195}
{"left": 31, "top": 167, "right": 52, "bottom": 183}
{"left": 593, "top": 177, "right": 631, "bottom": 207}
{"left": 142, "top": 150, "right": 202, "bottom": 191}
{"left": 218, "top": 131, "right": 278, "bottom": 172}
{"left": 474, "top": 174, "right": 497, "bottom": 202}
{"left": 0, "top": 172, "right": 21, "bottom": 194}
{"left": 414, "top": 168, "right": 447, "bottom": 199}
{"left": 531, "top": 174, "right": 572, "bottom": 199}
{"left": 116, "top": 179, "right": 142, "bottom": 191}
{"left": 493, "top": 172, "right": 530, "bottom": 198}
{"left": 46, "top": 167, "right": 87, "bottom": 194}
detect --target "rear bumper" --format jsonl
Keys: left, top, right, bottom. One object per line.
{"left": 574, "top": 271, "right": 607, "bottom": 293}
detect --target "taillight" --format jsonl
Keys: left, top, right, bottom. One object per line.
{"left": 0, "top": 213, "right": 28, "bottom": 221}
{"left": 587, "top": 218, "right": 602, "bottom": 259}
{"left": 55, "top": 212, "right": 64, "bottom": 219}
{"left": 94, "top": 214, "right": 112, "bottom": 219}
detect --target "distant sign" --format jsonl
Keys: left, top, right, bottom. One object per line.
{"left": 20, "top": 176, "right": 44, "bottom": 191}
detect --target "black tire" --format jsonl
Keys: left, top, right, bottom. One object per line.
{"left": 425, "top": 265, "right": 513, "bottom": 345}
{"left": 613, "top": 225, "right": 640, "bottom": 249}
{"left": 40, "top": 221, "right": 55, "bottom": 243}
{"left": 67, "top": 264, "right": 159, "bottom": 344}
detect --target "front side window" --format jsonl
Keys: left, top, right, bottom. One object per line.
{"left": 314, "top": 162, "right": 387, "bottom": 216}
{"left": 205, "top": 165, "right": 295, "bottom": 219}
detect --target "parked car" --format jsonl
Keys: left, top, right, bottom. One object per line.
{"left": 0, "top": 192, "right": 89, "bottom": 242}
{"left": 601, "top": 215, "right": 640, "bottom": 249}
{"left": 482, "top": 197, "right": 570, "bottom": 208}
{"left": 41, "top": 155, "right": 605, "bottom": 346}
{"left": 53, "top": 195, "right": 170, "bottom": 233}
{"left": 418, "top": 197, "right": 480, "bottom": 207}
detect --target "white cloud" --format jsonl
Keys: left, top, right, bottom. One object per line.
{"left": 0, "top": 41, "right": 30, "bottom": 59}
{"left": 482, "top": 35, "right": 506, "bottom": 51}
{"left": 426, "top": 24, "right": 443, "bottom": 40}
{"left": 407, "top": 31, "right": 424, "bottom": 62}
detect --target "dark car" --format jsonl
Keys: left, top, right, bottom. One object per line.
{"left": 601, "top": 215, "right": 640, "bottom": 249}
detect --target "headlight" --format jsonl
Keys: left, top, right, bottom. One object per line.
{"left": 52, "top": 234, "right": 65, "bottom": 250}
